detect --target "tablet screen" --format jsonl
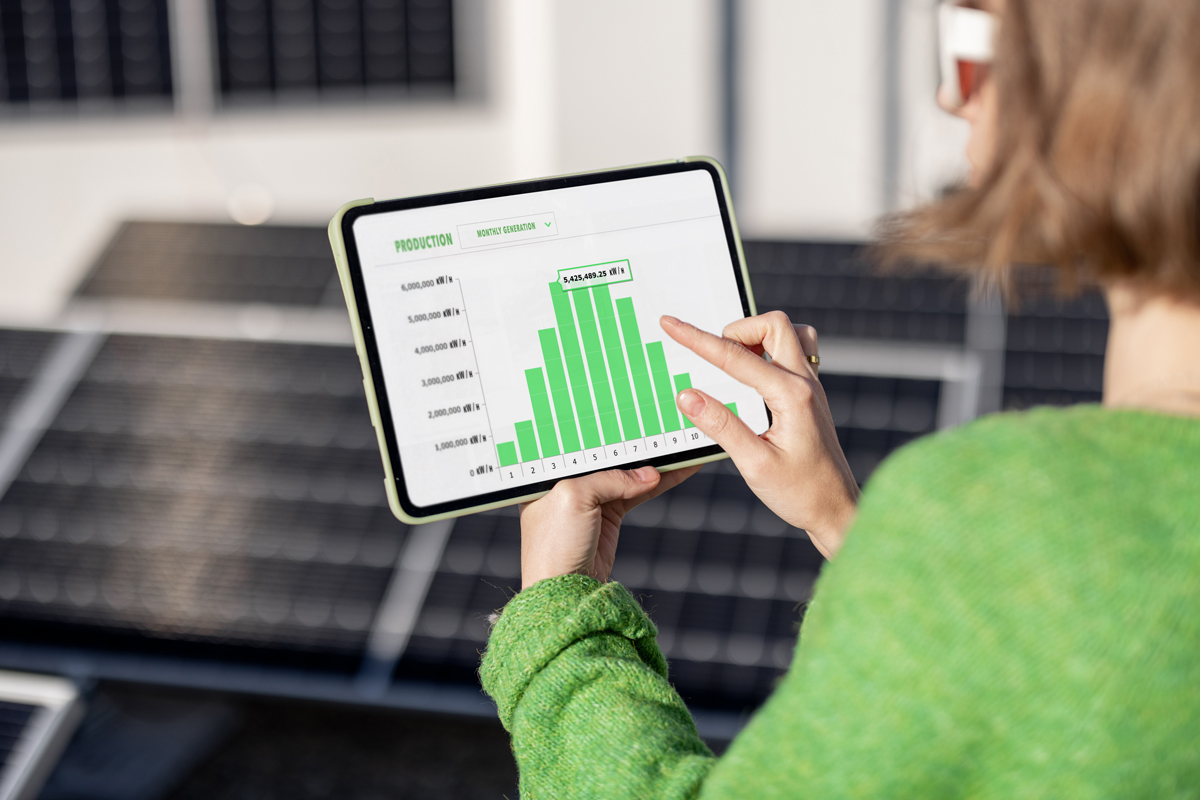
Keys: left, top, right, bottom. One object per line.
{"left": 348, "top": 164, "right": 769, "bottom": 512}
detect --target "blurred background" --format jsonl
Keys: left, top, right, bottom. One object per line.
{"left": 0, "top": 1, "right": 1106, "bottom": 797}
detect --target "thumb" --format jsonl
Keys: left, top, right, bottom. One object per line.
{"left": 560, "top": 466, "right": 661, "bottom": 509}
{"left": 676, "top": 389, "right": 769, "bottom": 464}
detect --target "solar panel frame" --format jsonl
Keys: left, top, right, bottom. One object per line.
{"left": 0, "top": 670, "right": 82, "bottom": 800}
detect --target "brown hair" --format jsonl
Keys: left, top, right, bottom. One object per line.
{"left": 880, "top": 0, "right": 1200, "bottom": 299}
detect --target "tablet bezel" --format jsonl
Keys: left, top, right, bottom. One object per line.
{"left": 332, "top": 157, "right": 760, "bottom": 523}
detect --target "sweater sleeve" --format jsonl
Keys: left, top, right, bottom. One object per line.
{"left": 479, "top": 573, "right": 715, "bottom": 800}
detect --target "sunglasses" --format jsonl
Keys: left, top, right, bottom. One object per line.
{"left": 937, "top": 1, "right": 996, "bottom": 111}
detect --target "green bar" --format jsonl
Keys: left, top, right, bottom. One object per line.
{"left": 539, "top": 328, "right": 581, "bottom": 453}
{"left": 673, "top": 373, "right": 694, "bottom": 429}
{"left": 549, "top": 283, "right": 601, "bottom": 450}
{"left": 614, "top": 296, "right": 661, "bottom": 436}
{"left": 725, "top": 402, "right": 739, "bottom": 417}
{"left": 525, "top": 368, "right": 560, "bottom": 457}
{"left": 644, "top": 341, "right": 680, "bottom": 432}
{"left": 496, "top": 441, "right": 518, "bottom": 467}
{"left": 515, "top": 421, "right": 540, "bottom": 462}
{"left": 573, "top": 289, "right": 622, "bottom": 444}
{"left": 592, "top": 285, "right": 640, "bottom": 439}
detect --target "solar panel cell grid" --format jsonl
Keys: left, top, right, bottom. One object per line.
{"left": 822, "top": 375, "right": 940, "bottom": 483}
{"left": 743, "top": 241, "right": 969, "bottom": 343}
{"left": 0, "top": 534, "right": 388, "bottom": 650}
{"left": 77, "top": 222, "right": 337, "bottom": 305}
{"left": 0, "top": 335, "right": 406, "bottom": 664}
{"left": 212, "top": 0, "right": 454, "bottom": 98}
{"left": 0, "top": 0, "right": 173, "bottom": 107}
{"left": 1004, "top": 288, "right": 1109, "bottom": 410}
{"left": 0, "top": 330, "right": 55, "bottom": 420}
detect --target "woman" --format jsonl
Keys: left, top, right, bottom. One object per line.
{"left": 480, "top": 0, "right": 1200, "bottom": 796}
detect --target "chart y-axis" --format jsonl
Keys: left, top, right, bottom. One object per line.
{"left": 456, "top": 279, "right": 499, "bottom": 469}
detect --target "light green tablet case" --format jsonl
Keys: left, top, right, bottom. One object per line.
{"left": 327, "top": 156, "right": 756, "bottom": 524}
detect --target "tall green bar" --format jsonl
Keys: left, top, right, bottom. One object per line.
{"left": 525, "top": 368, "right": 560, "bottom": 457}
{"left": 548, "top": 283, "right": 601, "bottom": 449}
{"left": 515, "top": 420, "right": 540, "bottom": 461}
{"left": 644, "top": 341, "right": 680, "bottom": 432}
{"left": 591, "top": 285, "right": 641, "bottom": 440}
{"left": 496, "top": 441, "right": 518, "bottom": 467}
{"left": 538, "top": 328, "right": 581, "bottom": 454}
{"left": 673, "top": 373, "right": 694, "bottom": 429}
{"left": 614, "top": 296, "right": 662, "bottom": 436}
{"left": 572, "top": 289, "right": 623, "bottom": 444}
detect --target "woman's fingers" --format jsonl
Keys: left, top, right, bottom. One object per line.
{"left": 676, "top": 389, "right": 773, "bottom": 469}
{"left": 661, "top": 316, "right": 795, "bottom": 404}
{"left": 722, "top": 311, "right": 807, "bottom": 374}
{"left": 622, "top": 465, "right": 701, "bottom": 511}
{"left": 643, "top": 464, "right": 700, "bottom": 497}
{"left": 558, "top": 466, "right": 660, "bottom": 510}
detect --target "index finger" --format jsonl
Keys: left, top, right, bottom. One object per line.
{"left": 660, "top": 316, "right": 795, "bottom": 403}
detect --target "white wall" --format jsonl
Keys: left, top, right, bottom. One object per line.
{"left": 554, "top": 0, "right": 722, "bottom": 173}
{"left": 510, "top": 0, "right": 724, "bottom": 180}
{"left": 735, "top": 0, "right": 885, "bottom": 240}
{"left": 892, "top": 0, "right": 972, "bottom": 208}
{"left": 734, "top": 0, "right": 973, "bottom": 239}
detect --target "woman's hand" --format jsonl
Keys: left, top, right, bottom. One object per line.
{"left": 519, "top": 465, "right": 700, "bottom": 590}
{"left": 661, "top": 312, "right": 859, "bottom": 559}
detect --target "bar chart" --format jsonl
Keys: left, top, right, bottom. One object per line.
{"left": 354, "top": 166, "right": 769, "bottom": 508}
{"left": 493, "top": 277, "right": 740, "bottom": 482}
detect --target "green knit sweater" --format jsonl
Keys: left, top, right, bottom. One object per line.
{"left": 479, "top": 406, "right": 1200, "bottom": 799}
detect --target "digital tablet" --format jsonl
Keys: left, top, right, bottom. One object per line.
{"left": 328, "top": 157, "right": 769, "bottom": 524}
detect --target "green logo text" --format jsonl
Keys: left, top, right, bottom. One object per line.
{"left": 396, "top": 232, "right": 454, "bottom": 253}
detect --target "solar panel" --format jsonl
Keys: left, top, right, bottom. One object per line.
{"left": 743, "top": 241, "right": 970, "bottom": 343}
{"left": 1003, "top": 288, "right": 1108, "bottom": 410}
{"left": 212, "top": 0, "right": 455, "bottom": 100}
{"left": 0, "top": 335, "right": 404, "bottom": 670}
{"left": 0, "top": 0, "right": 173, "bottom": 108}
{"left": 75, "top": 222, "right": 338, "bottom": 306}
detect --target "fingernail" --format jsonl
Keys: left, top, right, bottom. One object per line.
{"left": 661, "top": 315, "right": 681, "bottom": 326}
{"left": 633, "top": 466, "right": 657, "bottom": 482}
{"left": 677, "top": 389, "right": 705, "bottom": 416}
